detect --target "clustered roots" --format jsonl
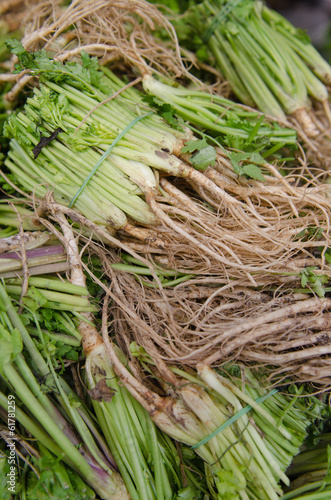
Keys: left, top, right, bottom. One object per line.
{"left": 85, "top": 242, "right": 331, "bottom": 388}
{"left": 16, "top": 0, "right": 191, "bottom": 77}
{"left": 69, "top": 152, "right": 331, "bottom": 387}
{"left": 122, "top": 164, "right": 331, "bottom": 288}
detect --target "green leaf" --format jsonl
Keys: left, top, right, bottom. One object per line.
{"left": 11, "top": 328, "right": 23, "bottom": 358}
{"left": 181, "top": 138, "right": 209, "bottom": 154}
{"left": 176, "top": 486, "right": 201, "bottom": 499}
{"left": 242, "top": 164, "right": 265, "bottom": 181}
{"left": 142, "top": 95, "right": 183, "bottom": 130}
{"left": 299, "top": 268, "right": 328, "bottom": 297}
{"left": 80, "top": 50, "right": 103, "bottom": 87}
{"left": 5, "top": 39, "right": 26, "bottom": 57}
{"left": 247, "top": 152, "right": 266, "bottom": 165}
{"left": 300, "top": 270, "right": 309, "bottom": 288}
{"left": 0, "top": 341, "right": 15, "bottom": 375}
{"left": 190, "top": 145, "right": 217, "bottom": 170}
{"left": 216, "top": 469, "right": 243, "bottom": 500}
{"left": 28, "top": 287, "right": 48, "bottom": 309}
{"left": 311, "top": 277, "right": 327, "bottom": 298}
{"left": 228, "top": 151, "right": 265, "bottom": 180}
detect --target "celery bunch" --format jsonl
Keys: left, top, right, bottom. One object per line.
{"left": 0, "top": 283, "right": 129, "bottom": 499}
{"left": 168, "top": 0, "right": 331, "bottom": 127}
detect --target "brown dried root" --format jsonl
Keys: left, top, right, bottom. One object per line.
{"left": 20, "top": 0, "right": 192, "bottom": 78}
{"left": 289, "top": 102, "right": 331, "bottom": 174}
{"left": 141, "top": 174, "right": 331, "bottom": 284}
{"left": 97, "top": 251, "right": 331, "bottom": 386}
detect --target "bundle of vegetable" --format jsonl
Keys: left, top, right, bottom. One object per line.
{"left": 86, "top": 341, "right": 208, "bottom": 500}
{"left": 2, "top": 47, "right": 331, "bottom": 290}
{"left": 166, "top": 0, "right": 331, "bottom": 135}
{"left": 0, "top": 217, "right": 207, "bottom": 499}
{"left": 0, "top": 282, "right": 130, "bottom": 499}
{"left": 2, "top": 43, "right": 194, "bottom": 229}
{"left": 20, "top": 186, "right": 328, "bottom": 499}
{"left": 32, "top": 203, "right": 324, "bottom": 500}
{"left": 99, "top": 332, "right": 324, "bottom": 500}
{"left": 142, "top": 74, "right": 297, "bottom": 149}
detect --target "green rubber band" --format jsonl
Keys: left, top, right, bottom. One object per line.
{"left": 69, "top": 111, "right": 153, "bottom": 208}
{"left": 191, "top": 388, "right": 278, "bottom": 449}
{"left": 202, "top": 0, "right": 243, "bottom": 43}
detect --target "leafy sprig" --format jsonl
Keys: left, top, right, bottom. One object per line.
{"left": 6, "top": 41, "right": 104, "bottom": 96}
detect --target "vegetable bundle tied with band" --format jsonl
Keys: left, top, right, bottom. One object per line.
{"left": 103, "top": 338, "right": 324, "bottom": 500}
{"left": 172, "top": 0, "right": 331, "bottom": 136}
{"left": 2, "top": 46, "right": 331, "bottom": 291}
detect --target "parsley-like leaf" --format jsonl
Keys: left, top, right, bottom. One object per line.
{"left": 181, "top": 138, "right": 209, "bottom": 154}
{"left": 181, "top": 139, "right": 217, "bottom": 170}
{"left": 142, "top": 95, "right": 182, "bottom": 130}
{"left": 228, "top": 151, "right": 265, "bottom": 180}
{"left": 190, "top": 145, "right": 216, "bottom": 170}
{"left": 241, "top": 164, "right": 265, "bottom": 181}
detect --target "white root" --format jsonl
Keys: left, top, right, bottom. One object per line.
{"left": 42, "top": 204, "right": 103, "bottom": 354}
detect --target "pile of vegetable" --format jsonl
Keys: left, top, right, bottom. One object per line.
{"left": 0, "top": 0, "right": 331, "bottom": 498}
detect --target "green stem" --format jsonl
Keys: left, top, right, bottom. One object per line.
{"left": 0, "top": 283, "right": 49, "bottom": 376}
{"left": 5, "top": 277, "right": 89, "bottom": 296}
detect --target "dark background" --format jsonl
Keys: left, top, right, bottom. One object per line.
{"left": 266, "top": 0, "right": 331, "bottom": 49}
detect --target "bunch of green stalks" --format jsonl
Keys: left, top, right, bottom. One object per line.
{"left": 86, "top": 342, "right": 208, "bottom": 499}
{"left": 174, "top": 0, "right": 331, "bottom": 137}
{"left": 31, "top": 206, "right": 209, "bottom": 500}
{"left": 0, "top": 224, "right": 206, "bottom": 500}
{"left": 142, "top": 74, "right": 297, "bottom": 149}
{"left": 2, "top": 48, "right": 331, "bottom": 289}
{"left": 102, "top": 336, "right": 323, "bottom": 500}
{"left": 0, "top": 200, "right": 43, "bottom": 235}
{"left": 0, "top": 240, "right": 70, "bottom": 279}
{"left": 2, "top": 275, "right": 98, "bottom": 314}
{"left": 0, "top": 282, "right": 131, "bottom": 499}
